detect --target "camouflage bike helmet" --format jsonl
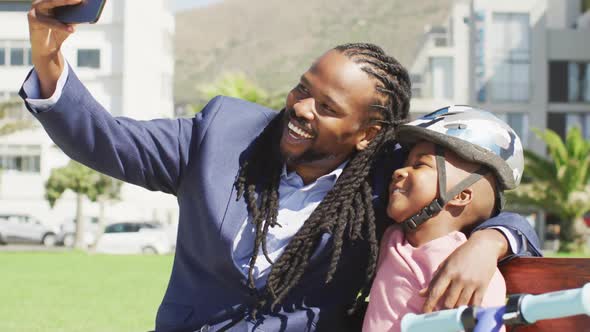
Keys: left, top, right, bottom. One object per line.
{"left": 395, "top": 105, "right": 524, "bottom": 230}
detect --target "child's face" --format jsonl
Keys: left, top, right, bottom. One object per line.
{"left": 387, "top": 141, "right": 479, "bottom": 223}
{"left": 387, "top": 141, "right": 439, "bottom": 223}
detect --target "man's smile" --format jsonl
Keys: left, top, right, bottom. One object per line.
{"left": 287, "top": 120, "right": 314, "bottom": 140}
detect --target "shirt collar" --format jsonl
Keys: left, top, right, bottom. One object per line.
{"left": 280, "top": 160, "right": 348, "bottom": 189}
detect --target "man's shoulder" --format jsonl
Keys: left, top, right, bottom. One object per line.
{"left": 190, "top": 96, "right": 279, "bottom": 148}
{"left": 201, "top": 95, "right": 278, "bottom": 121}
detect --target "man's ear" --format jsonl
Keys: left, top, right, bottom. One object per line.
{"left": 356, "top": 124, "right": 382, "bottom": 151}
{"left": 447, "top": 188, "right": 473, "bottom": 207}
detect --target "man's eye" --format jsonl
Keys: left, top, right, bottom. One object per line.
{"left": 296, "top": 84, "right": 309, "bottom": 94}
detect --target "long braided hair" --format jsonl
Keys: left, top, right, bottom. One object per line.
{"left": 235, "top": 43, "right": 412, "bottom": 315}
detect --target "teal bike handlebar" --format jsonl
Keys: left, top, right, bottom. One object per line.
{"left": 401, "top": 283, "right": 590, "bottom": 332}
{"left": 520, "top": 283, "right": 590, "bottom": 323}
{"left": 401, "top": 306, "right": 468, "bottom": 332}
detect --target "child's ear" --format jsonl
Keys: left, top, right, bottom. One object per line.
{"left": 447, "top": 188, "right": 473, "bottom": 207}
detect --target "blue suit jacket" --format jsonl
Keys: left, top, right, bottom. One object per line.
{"left": 20, "top": 68, "right": 541, "bottom": 332}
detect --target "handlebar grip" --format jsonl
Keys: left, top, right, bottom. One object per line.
{"left": 521, "top": 283, "right": 590, "bottom": 323}
{"left": 401, "top": 306, "right": 467, "bottom": 332}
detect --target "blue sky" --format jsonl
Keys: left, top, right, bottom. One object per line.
{"left": 173, "top": 0, "right": 221, "bottom": 12}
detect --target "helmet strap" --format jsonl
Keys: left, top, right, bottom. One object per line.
{"left": 402, "top": 145, "right": 490, "bottom": 231}
{"left": 493, "top": 188, "right": 505, "bottom": 217}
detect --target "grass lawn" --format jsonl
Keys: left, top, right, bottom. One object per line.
{"left": 0, "top": 251, "right": 173, "bottom": 332}
{"left": 545, "top": 250, "right": 590, "bottom": 258}
{"left": 1, "top": 249, "right": 588, "bottom": 332}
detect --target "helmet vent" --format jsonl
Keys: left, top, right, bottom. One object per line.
{"left": 444, "top": 123, "right": 467, "bottom": 130}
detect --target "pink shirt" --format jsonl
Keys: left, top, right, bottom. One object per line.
{"left": 362, "top": 227, "right": 506, "bottom": 332}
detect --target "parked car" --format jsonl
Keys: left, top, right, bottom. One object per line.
{"left": 94, "top": 221, "right": 172, "bottom": 254}
{"left": 0, "top": 214, "right": 58, "bottom": 246}
{"left": 56, "top": 216, "right": 101, "bottom": 248}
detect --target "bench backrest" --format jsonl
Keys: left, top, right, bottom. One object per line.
{"left": 499, "top": 257, "right": 590, "bottom": 332}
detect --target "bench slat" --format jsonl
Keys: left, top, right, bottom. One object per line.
{"left": 499, "top": 257, "right": 590, "bottom": 332}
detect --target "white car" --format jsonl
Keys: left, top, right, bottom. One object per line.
{"left": 0, "top": 214, "right": 58, "bottom": 246}
{"left": 94, "top": 222, "right": 172, "bottom": 254}
{"left": 57, "top": 217, "right": 101, "bottom": 248}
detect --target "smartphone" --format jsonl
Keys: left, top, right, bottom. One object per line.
{"left": 54, "top": 0, "right": 107, "bottom": 24}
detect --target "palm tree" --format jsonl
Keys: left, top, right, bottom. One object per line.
{"left": 506, "top": 127, "right": 590, "bottom": 252}
{"left": 193, "top": 72, "right": 286, "bottom": 112}
{"left": 45, "top": 161, "right": 122, "bottom": 250}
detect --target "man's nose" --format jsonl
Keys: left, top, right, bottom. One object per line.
{"left": 293, "top": 98, "right": 315, "bottom": 122}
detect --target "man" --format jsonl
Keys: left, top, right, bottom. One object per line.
{"left": 22, "top": 1, "right": 540, "bottom": 331}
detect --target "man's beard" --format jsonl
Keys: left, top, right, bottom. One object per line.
{"left": 281, "top": 147, "right": 335, "bottom": 166}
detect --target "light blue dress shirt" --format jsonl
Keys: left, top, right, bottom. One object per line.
{"left": 233, "top": 164, "right": 344, "bottom": 288}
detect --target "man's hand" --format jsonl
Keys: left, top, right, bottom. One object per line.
{"left": 420, "top": 229, "right": 508, "bottom": 313}
{"left": 28, "top": 0, "right": 81, "bottom": 97}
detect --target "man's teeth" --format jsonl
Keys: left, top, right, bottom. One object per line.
{"left": 288, "top": 121, "right": 313, "bottom": 139}
{"left": 393, "top": 188, "right": 406, "bottom": 194}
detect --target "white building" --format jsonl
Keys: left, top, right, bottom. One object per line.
{"left": 410, "top": 0, "right": 590, "bottom": 245}
{"left": 410, "top": 0, "right": 590, "bottom": 153}
{"left": 0, "top": 0, "right": 178, "bottom": 228}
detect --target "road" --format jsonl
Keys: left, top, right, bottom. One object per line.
{"left": 0, "top": 244, "right": 70, "bottom": 252}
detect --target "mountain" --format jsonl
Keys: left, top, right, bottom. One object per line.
{"left": 174, "top": 0, "right": 453, "bottom": 104}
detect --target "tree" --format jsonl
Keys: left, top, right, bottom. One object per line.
{"left": 192, "top": 72, "right": 286, "bottom": 112}
{"left": 45, "top": 161, "right": 122, "bottom": 249}
{"left": 0, "top": 98, "right": 34, "bottom": 136}
{"left": 506, "top": 127, "right": 590, "bottom": 252}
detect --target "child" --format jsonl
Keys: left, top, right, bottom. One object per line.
{"left": 362, "top": 105, "right": 524, "bottom": 332}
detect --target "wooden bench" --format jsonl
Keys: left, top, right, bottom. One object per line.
{"left": 499, "top": 257, "right": 590, "bottom": 332}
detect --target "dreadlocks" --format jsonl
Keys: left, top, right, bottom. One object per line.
{"left": 234, "top": 42, "right": 412, "bottom": 315}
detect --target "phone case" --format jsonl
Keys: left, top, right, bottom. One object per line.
{"left": 54, "top": 0, "right": 107, "bottom": 24}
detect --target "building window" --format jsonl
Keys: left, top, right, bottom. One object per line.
{"left": 0, "top": 41, "right": 31, "bottom": 67}
{"left": 547, "top": 113, "right": 590, "bottom": 140}
{"left": 0, "top": 2, "right": 31, "bottom": 11}
{"left": 430, "top": 57, "right": 454, "bottom": 99}
{"left": 549, "top": 61, "right": 568, "bottom": 102}
{"left": 549, "top": 62, "right": 590, "bottom": 102}
{"left": 9, "top": 47, "right": 24, "bottom": 66}
{"left": 569, "top": 63, "right": 589, "bottom": 102}
{"left": 489, "top": 13, "right": 531, "bottom": 102}
{"left": 497, "top": 113, "right": 529, "bottom": 147}
{"left": 0, "top": 145, "right": 41, "bottom": 173}
{"left": 410, "top": 74, "right": 423, "bottom": 98}
{"left": 568, "top": 63, "right": 580, "bottom": 101}
{"left": 77, "top": 49, "right": 100, "bottom": 69}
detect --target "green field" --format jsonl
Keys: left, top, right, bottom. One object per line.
{"left": 1, "top": 249, "right": 588, "bottom": 332}
{"left": 545, "top": 250, "right": 590, "bottom": 258}
{"left": 0, "top": 251, "right": 173, "bottom": 332}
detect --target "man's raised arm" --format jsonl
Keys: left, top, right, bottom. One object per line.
{"left": 28, "top": 0, "right": 81, "bottom": 98}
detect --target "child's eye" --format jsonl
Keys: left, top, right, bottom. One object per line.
{"left": 319, "top": 103, "right": 335, "bottom": 114}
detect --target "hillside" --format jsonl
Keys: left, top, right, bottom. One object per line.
{"left": 174, "top": 0, "right": 453, "bottom": 104}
